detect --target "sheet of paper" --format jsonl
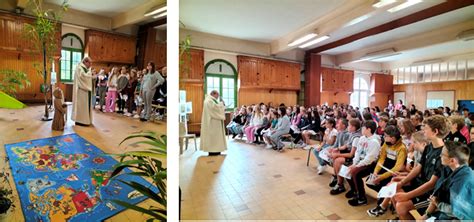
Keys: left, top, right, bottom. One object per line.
{"left": 366, "top": 174, "right": 376, "bottom": 186}
{"left": 338, "top": 165, "right": 351, "bottom": 179}
{"left": 318, "top": 149, "right": 331, "bottom": 162}
{"left": 426, "top": 217, "right": 436, "bottom": 222}
{"left": 377, "top": 182, "right": 398, "bottom": 198}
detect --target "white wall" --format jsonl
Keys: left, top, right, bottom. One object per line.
{"left": 204, "top": 50, "right": 238, "bottom": 71}
{"left": 62, "top": 24, "right": 85, "bottom": 44}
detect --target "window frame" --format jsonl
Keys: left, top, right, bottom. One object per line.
{"left": 204, "top": 59, "right": 238, "bottom": 111}
{"left": 60, "top": 33, "right": 84, "bottom": 83}
{"left": 351, "top": 75, "right": 370, "bottom": 108}
{"left": 60, "top": 47, "right": 83, "bottom": 83}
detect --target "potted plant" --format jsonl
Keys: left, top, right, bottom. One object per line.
{"left": 23, "top": 0, "right": 68, "bottom": 120}
{"left": 110, "top": 131, "right": 167, "bottom": 221}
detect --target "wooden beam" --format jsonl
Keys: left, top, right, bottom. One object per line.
{"left": 307, "top": 0, "right": 474, "bottom": 54}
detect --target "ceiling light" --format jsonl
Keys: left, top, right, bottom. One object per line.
{"left": 387, "top": 0, "right": 422, "bottom": 13}
{"left": 288, "top": 33, "right": 317, "bottom": 47}
{"left": 153, "top": 11, "right": 167, "bottom": 19}
{"left": 352, "top": 48, "right": 400, "bottom": 62}
{"left": 373, "top": 0, "right": 397, "bottom": 8}
{"left": 144, "top": 5, "right": 167, "bottom": 17}
{"left": 457, "top": 29, "right": 474, "bottom": 41}
{"left": 345, "top": 14, "right": 372, "bottom": 27}
{"left": 411, "top": 59, "right": 443, "bottom": 66}
{"left": 298, "top": 35, "right": 330, "bottom": 48}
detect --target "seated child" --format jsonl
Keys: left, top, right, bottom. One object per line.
{"left": 52, "top": 87, "right": 67, "bottom": 131}
{"left": 346, "top": 120, "right": 381, "bottom": 206}
{"left": 367, "top": 125, "right": 407, "bottom": 193}
{"left": 422, "top": 141, "right": 474, "bottom": 220}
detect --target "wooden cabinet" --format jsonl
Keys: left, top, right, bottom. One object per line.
{"left": 238, "top": 56, "right": 300, "bottom": 90}
{"left": 180, "top": 48, "right": 204, "bottom": 82}
{"left": 85, "top": 30, "right": 136, "bottom": 64}
{"left": 321, "top": 67, "right": 353, "bottom": 92}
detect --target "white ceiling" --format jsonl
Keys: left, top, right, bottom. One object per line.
{"left": 324, "top": 5, "right": 474, "bottom": 55}
{"left": 179, "top": 0, "right": 346, "bottom": 43}
{"left": 47, "top": 0, "right": 150, "bottom": 17}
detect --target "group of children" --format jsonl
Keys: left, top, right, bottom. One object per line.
{"left": 94, "top": 62, "right": 166, "bottom": 122}
{"left": 51, "top": 61, "right": 166, "bottom": 131}
{"left": 226, "top": 102, "right": 474, "bottom": 220}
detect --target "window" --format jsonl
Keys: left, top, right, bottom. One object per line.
{"left": 60, "top": 34, "right": 83, "bottom": 82}
{"left": 350, "top": 74, "right": 369, "bottom": 108}
{"left": 205, "top": 59, "right": 237, "bottom": 110}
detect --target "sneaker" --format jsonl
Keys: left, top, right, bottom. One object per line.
{"left": 330, "top": 184, "right": 346, "bottom": 195}
{"left": 329, "top": 175, "right": 338, "bottom": 187}
{"left": 303, "top": 146, "right": 312, "bottom": 150}
{"left": 367, "top": 205, "right": 387, "bottom": 217}
{"left": 345, "top": 190, "right": 355, "bottom": 199}
{"left": 317, "top": 165, "right": 327, "bottom": 175}
{"left": 133, "top": 114, "right": 140, "bottom": 119}
{"left": 348, "top": 197, "right": 368, "bottom": 206}
{"left": 265, "top": 144, "right": 273, "bottom": 149}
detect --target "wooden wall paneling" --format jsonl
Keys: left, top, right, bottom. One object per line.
{"left": 238, "top": 88, "right": 297, "bottom": 107}
{"left": 179, "top": 82, "right": 204, "bottom": 133}
{"left": 85, "top": 30, "right": 136, "bottom": 64}
{"left": 237, "top": 56, "right": 257, "bottom": 87}
{"left": 180, "top": 49, "right": 204, "bottom": 81}
{"left": 393, "top": 80, "right": 474, "bottom": 110}
{"left": 320, "top": 91, "right": 350, "bottom": 105}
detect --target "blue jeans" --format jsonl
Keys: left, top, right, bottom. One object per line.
{"left": 313, "top": 144, "right": 331, "bottom": 166}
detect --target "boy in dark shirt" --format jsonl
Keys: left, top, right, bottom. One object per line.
{"left": 445, "top": 116, "right": 467, "bottom": 144}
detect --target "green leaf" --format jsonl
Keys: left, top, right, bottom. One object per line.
{"left": 117, "top": 180, "right": 163, "bottom": 204}
{"left": 111, "top": 200, "right": 166, "bottom": 220}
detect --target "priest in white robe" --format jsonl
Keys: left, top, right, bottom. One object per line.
{"left": 71, "top": 57, "right": 95, "bottom": 126}
{"left": 200, "top": 90, "right": 227, "bottom": 155}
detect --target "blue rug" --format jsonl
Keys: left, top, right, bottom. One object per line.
{"left": 4, "top": 133, "right": 158, "bottom": 222}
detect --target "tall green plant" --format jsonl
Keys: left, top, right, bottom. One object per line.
{"left": 0, "top": 69, "right": 31, "bottom": 97}
{"left": 179, "top": 21, "right": 192, "bottom": 77}
{"left": 23, "top": 0, "right": 68, "bottom": 120}
{"left": 110, "top": 131, "right": 167, "bottom": 221}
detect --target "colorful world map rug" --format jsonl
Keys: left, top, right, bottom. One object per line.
{"left": 4, "top": 133, "right": 159, "bottom": 222}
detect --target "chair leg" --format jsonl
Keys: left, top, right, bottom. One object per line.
{"left": 307, "top": 147, "right": 314, "bottom": 166}
{"left": 185, "top": 138, "right": 189, "bottom": 151}
{"left": 193, "top": 136, "right": 197, "bottom": 151}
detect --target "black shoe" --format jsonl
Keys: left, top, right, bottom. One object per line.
{"left": 232, "top": 134, "right": 237, "bottom": 139}
{"left": 75, "top": 122, "right": 89, "bottom": 126}
{"left": 252, "top": 141, "right": 259, "bottom": 144}
{"left": 140, "top": 118, "right": 147, "bottom": 122}
{"left": 209, "top": 152, "right": 221, "bottom": 156}
{"left": 330, "top": 184, "right": 346, "bottom": 195}
{"left": 117, "top": 111, "right": 124, "bottom": 114}
{"left": 367, "top": 205, "right": 387, "bottom": 217}
{"left": 329, "top": 175, "right": 338, "bottom": 187}
{"left": 348, "top": 197, "right": 368, "bottom": 206}
{"left": 345, "top": 190, "right": 355, "bottom": 199}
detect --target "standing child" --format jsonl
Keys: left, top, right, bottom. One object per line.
{"left": 52, "top": 87, "right": 67, "bottom": 131}
{"left": 106, "top": 67, "right": 118, "bottom": 112}
{"left": 116, "top": 66, "right": 130, "bottom": 114}
{"left": 133, "top": 70, "right": 144, "bottom": 119}
{"left": 97, "top": 68, "right": 108, "bottom": 112}
{"left": 124, "top": 68, "right": 138, "bottom": 116}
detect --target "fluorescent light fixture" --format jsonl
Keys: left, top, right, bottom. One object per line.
{"left": 457, "top": 29, "right": 474, "bottom": 41}
{"left": 144, "top": 5, "right": 167, "bottom": 17}
{"left": 388, "top": 0, "right": 422, "bottom": 13}
{"left": 411, "top": 59, "right": 443, "bottom": 66}
{"left": 345, "top": 14, "right": 372, "bottom": 27}
{"left": 288, "top": 33, "right": 317, "bottom": 47}
{"left": 153, "top": 11, "right": 167, "bottom": 19}
{"left": 298, "top": 35, "right": 330, "bottom": 48}
{"left": 373, "top": 0, "right": 397, "bottom": 8}
{"left": 352, "top": 48, "right": 401, "bottom": 63}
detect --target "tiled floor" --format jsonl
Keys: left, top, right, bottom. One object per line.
{"left": 0, "top": 105, "right": 166, "bottom": 222}
{"left": 180, "top": 138, "right": 397, "bottom": 220}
